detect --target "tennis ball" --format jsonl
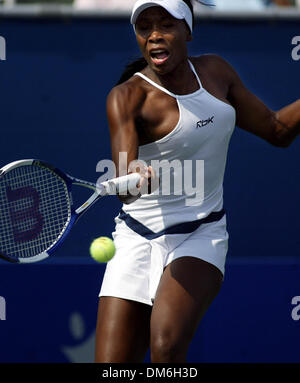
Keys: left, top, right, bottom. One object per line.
{"left": 90, "top": 237, "right": 115, "bottom": 263}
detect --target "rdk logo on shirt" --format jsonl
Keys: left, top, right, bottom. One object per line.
{"left": 197, "top": 116, "right": 214, "bottom": 128}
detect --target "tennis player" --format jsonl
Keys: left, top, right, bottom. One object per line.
{"left": 95, "top": 0, "right": 300, "bottom": 363}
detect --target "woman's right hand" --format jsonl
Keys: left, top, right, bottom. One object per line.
{"left": 137, "top": 165, "right": 159, "bottom": 196}
{"left": 128, "top": 161, "right": 159, "bottom": 196}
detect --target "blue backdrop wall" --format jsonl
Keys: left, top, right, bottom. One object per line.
{"left": 0, "top": 17, "right": 299, "bottom": 362}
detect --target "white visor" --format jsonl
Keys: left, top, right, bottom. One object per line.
{"left": 131, "top": 0, "right": 194, "bottom": 33}
{"left": 131, "top": 0, "right": 215, "bottom": 34}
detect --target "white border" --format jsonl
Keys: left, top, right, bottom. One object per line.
{"left": 0, "top": 5, "right": 299, "bottom": 19}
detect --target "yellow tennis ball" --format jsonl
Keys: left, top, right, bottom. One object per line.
{"left": 90, "top": 237, "right": 115, "bottom": 263}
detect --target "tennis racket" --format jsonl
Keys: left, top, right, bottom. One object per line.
{"left": 0, "top": 159, "right": 141, "bottom": 264}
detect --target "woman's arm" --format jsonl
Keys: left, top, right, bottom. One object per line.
{"left": 219, "top": 57, "right": 300, "bottom": 147}
{"left": 106, "top": 81, "right": 152, "bottom": 204}
{"left": 275, "top": 101, "right": 300, "bottom": 147}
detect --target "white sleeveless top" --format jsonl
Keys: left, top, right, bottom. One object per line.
{"left": 120, "top": 60, "right": 236, "bottom": 233}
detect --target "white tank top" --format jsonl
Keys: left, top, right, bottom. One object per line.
{"left": 121, "top": 60, "right": 236, "bottom": 233}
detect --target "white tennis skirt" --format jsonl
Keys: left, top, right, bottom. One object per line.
{"left": 99, "top": 214, "right": 228, "bottom": 306}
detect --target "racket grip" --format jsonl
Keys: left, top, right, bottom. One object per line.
{"left": 101, "top": 173, "right": 141, "bottom": 195}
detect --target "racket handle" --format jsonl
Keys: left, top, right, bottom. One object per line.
{"left": 101, "top": 173, "right": 141, "bottom": 195}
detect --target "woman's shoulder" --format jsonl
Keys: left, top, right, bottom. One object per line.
{"left": 106, "top": 75, "right": 149, "bottom": 120}
{"left": 190, "top": 54, "right": 237, "bottom": 80}
{"left": 107, "top": 75, "right": 147, "bottom": 109}
{"left": 191, "top": 54, "right": 231, "bottom": 68}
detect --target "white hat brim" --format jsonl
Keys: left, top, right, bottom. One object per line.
{"left": 131, "top": 0, "right": 192, "bottom": 32}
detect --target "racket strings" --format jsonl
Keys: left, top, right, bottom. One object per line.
{"left": 0, "top": 165, "right": 71, "bottom": 259}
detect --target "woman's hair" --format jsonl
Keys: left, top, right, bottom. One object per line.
{"left": 117, "top": 0, "right": 194, "bottom": 85}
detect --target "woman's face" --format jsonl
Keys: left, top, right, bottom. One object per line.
{"left": 135, "top": 6, "right": 192, "bottom": 75}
